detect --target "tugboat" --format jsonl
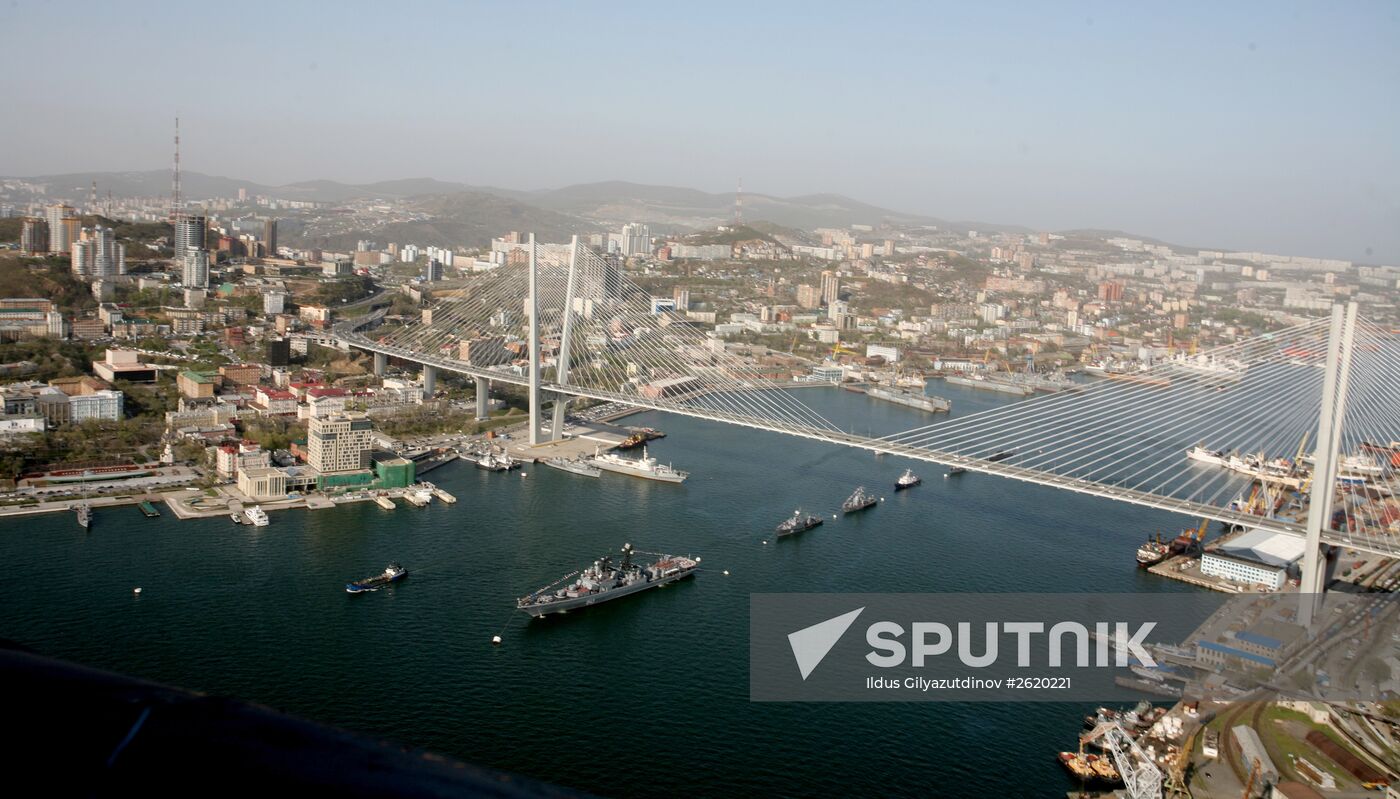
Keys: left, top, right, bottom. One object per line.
{"left": 895, "top": 469, "right": 922, "bottom": 490}
{"left": 516, "top": 543, "right": 698, "bottom": 617}
{"left": 775, "top": 509, "right": 824, "bottom": 537}
{"left": 615, "top": 431, "right": 648, "bottom": 450}
{"left": 842, "top": 486, "right": 877, "bottom": 514}
{"left": 346, "top": 562, "right": 408, "bottom": 594}
{"left": 244, "top": 506, "right": 270, "bottom": 527}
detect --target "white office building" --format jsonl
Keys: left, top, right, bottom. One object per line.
{"left": 307, "top": 413, "right": 375, "bottom": 473}
{"left": 620, "top": 223, "right": 651, "bottom": 257}
{"left": 181, "top": 247, "right": 209, "bottom": 289}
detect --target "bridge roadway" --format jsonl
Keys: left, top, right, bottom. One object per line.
{"left": 339, "top": 330, "right": 1387, "bottom": 556}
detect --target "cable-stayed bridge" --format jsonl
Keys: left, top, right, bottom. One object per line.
{"left": 335, "top": 236, "right": 1400, "bottom": 579}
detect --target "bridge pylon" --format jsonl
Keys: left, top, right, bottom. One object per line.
{"left": 1299, "top": 302, "right": 1357, "bottom": 626}
{"left": 526, "top": 233, "right": 542, "bottom": 445}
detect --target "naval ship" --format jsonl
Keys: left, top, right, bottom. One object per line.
{"left": 775, "top": 509, "right": 823, "bottom": 536}
{"left": 517, "top": 543, "right": 699, "bottom": 617}
{"left": 542, "top": 456, "right": 601, "bottom": 478}
{"left": 590, "top": 446, "right": 687, "bottom": 483}
{"left": 842, "top": 486, "right": 877, "bottom": 513}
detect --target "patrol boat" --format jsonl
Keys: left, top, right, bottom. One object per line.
{"left": 895, "top": 469, "right": 922, "bottom": 490}
{"left": 776, "top": 509, "right": 823, "bottom": 536}
{"left": 542, "top": 456, "right": 601, "bottom": 478}
{"left": 516, "top": 543, "right": 698, "bottom": 617}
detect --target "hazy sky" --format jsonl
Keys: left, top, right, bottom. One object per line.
{"left": 2, "top": 1, "right": 1397, "bottom": 262}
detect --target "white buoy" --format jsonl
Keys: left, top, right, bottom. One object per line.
{"left": 722, "top": 570, "right": 730, "bottom": 576}
{"left": 832, "top": 514, "right": 838, "bottom": 519}
{"left": 133, "top": 587, "right": 142, "bottom": 595}
{"left": 695, "top": 557, "right": 701, "bottom": 563}
{"left": 762, "top": 540, "right": 768, "bottom": 545}
{"left": 491, "top": 635, "right": 502, "bottom": 645}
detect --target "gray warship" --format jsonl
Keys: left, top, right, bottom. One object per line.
{"left": 517, "top": 543, "right": 699, "bottom": 618}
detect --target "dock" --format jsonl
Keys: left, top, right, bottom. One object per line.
{"left": 374, "top": 495, "right": 396, "bottom": 510}
{"left": 401, "top": 491, "right": 429, "bottom": 507}
{"left": 137, "top": 500, "right": 161, "bottom": 518}
{"left": 430, "top": 487, "right": 456, "bottom": 504}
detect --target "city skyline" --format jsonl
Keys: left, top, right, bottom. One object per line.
{"left": 2, "top": 2, "right": 1396, "bottom": 262}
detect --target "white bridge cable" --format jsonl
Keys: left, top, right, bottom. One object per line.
{"left": 881, "top": 317, "right": 1331, "bottom": 453}
{"left": 372, "top": 244, "right": 845, "bottom": 432}
{"left": 1333, "top": 317, "right": 1400, "bottom": 546}
{"left": 883, "top": 330, "right": 1326, "bottom": 478}
{"left": 344, "top": 247, "right": 1398, "bottom": 554}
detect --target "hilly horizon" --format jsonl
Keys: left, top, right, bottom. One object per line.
{"left": 3, "top": 170, "right": 1040, "bottom": 236}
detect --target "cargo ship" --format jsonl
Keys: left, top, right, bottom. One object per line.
{"left": 946, "top": 449, "right": 1014, "bottom": 476}
{"left": 1136, "top": 535, "right": 1170, "bottom": 568}
{"left": 346, "top": 562, "right": 407, "bottom": 594}
{"left": 516, "top": 543, "right": 698, "bottom": 617}
{"left": 942, "top": 373, "right": 1033, "bottom": 396}
{"left": 776, "top": 509, "right": 824, "bottom": 536}
{"left": 865, "top": 384, "right": 951, "bottom": 413}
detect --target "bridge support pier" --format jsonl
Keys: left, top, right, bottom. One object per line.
{"left": 475, "top": 377, "right": 490, "bottom": 420}
{"left": 373, "top": 352, "right": 387, "bottom": 377}
{"left": 1299, "top": 302, "right": 1357, "bottom": 627}
{"left": 422, "top": 364, "right": 438, "bottom": 400}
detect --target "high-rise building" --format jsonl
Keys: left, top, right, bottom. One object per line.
{"left": 173, "top": 212, "right": 207, "bottom": 256}
{"left": 263, "top": 218, "right": 278, "bottom": 256}
{"left": 307, "top": 413, "right": 375, "bottom": 473}
{"left": 181, "top": 247, "right": 209, "bottom": 288}
{"left": 423, "top": 259, "right": 444, "bottom": 282}
{"left": 20, "top": 217, "right": 48, "bottom": 255}
{"left": 620, "top": 223, "right": 651, "bottom": 257}
{"left": 796, "top": 284, "right": 822, "bottom": 309}
{"left": 71, "top": 226, "right": 125, "bottom": 278}
{"left": 263, "top": 291, "right": 287, "bottom": 315}
{"left": 45, "top": 204, "right": 77, "bottom": 253}
{"left": 672, "top": 286, "right": 691, "bottom": 311}
{"left": 820, "top": 270, "right": 840, "bottom": 306}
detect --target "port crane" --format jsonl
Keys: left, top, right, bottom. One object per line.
{"left": 1082, "top": 720, "right": 1163, "bottom": 799}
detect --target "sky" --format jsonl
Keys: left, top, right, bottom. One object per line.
{"left": 1, "top": 1, "right": 1397, "bottom": 262}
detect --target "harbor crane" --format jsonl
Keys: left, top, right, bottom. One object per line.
{"left": 1082, "top": 720, "right": 1163, "bottom": 799}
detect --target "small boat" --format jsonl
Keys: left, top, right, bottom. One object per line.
{"left": 895, "top": 469, "right": 921, "bottom": 490}
{"left": 74, "top": 504, "right": 92, "bottom": 529}
{"left": 776, "top": 509, "right": 824, "bottom": 537}
{"left": 842, "top": 486, "right": 877, "bottom": 514}
{"left": 230, "top": 512, "right": 243, "bottom": 524}
{"left": 244, "top": 506, "right": 270, "bottom": 527}
{"left": 346, "top": 562, "right": 408, "bottom": 594}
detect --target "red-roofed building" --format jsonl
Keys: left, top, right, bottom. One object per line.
{"left": 252, "top": 387, "right": 297, "bottom": 416}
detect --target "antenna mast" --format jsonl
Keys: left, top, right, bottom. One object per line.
{"left": 734, "top": 178, "right": 743, "bottom": 225}
{"left": 171, "top": 116, "right": 181, "bottom": 219}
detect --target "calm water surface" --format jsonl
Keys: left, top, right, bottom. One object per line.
{"left": 0, "top": 384, "right": 1199, "bottom": 797}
